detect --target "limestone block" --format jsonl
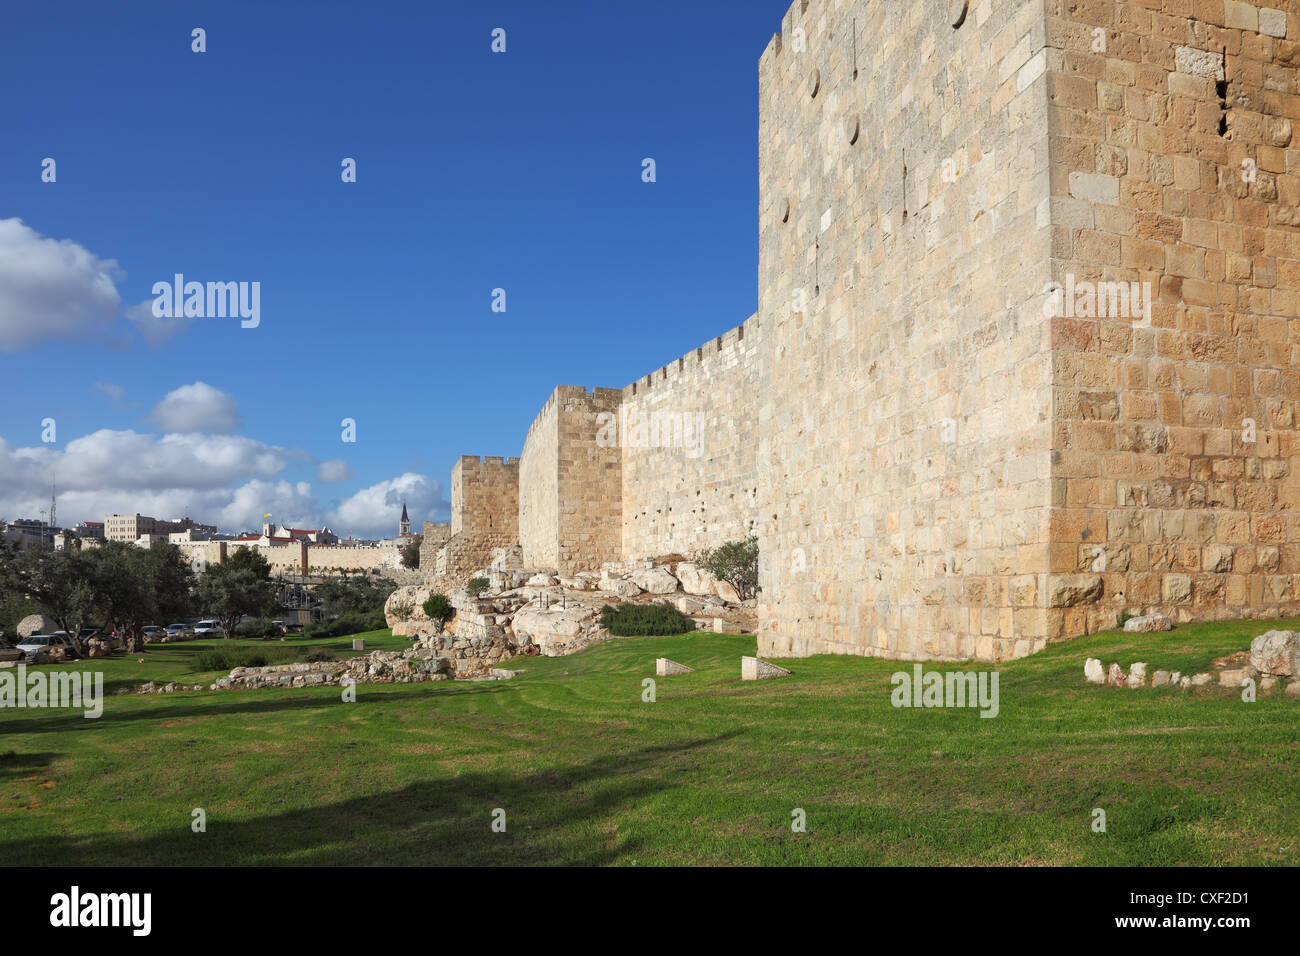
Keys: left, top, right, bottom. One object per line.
{"left": 1127, "top": 662, "right": 1148, "bottom": 687}
{"left": 1051, "top": 575, "right": 1104, "bottom": 607}
{"left": 1151, "top": 670, "right": 1172, "bottom": 687}
{"left": 1249, "top": 630, "right": 1299, "bottom": 676}
{"left": 741, "top": 656, "right": 791, "bottom": 681}
{"left": 1124, "top": 613, "right": 1173, "bottom": 633}
{"left": 656, "top": 658, "right": 695, "bottom": 676}
{"left": 1218, "top": 665, "right": 1258, "bottom": 686}
{"left": 1259, "top": 8, "right": 1287, "bottom": 38}
{"left": 1084, "top": 658, "right": 1105, "bottom": 683}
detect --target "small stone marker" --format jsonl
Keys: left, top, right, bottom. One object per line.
{"left": 712, "top": 618, "right": 725, "bottom": 633}
{"left": 1127, "top": 662, "right": 1148, "bottom": 687}
{"left": 656, "top": 658, "right": 694, "bottom": 676}
{"left": 352, "top": 638, "right": 365, "bottom": 651}
{"left": 1084, "top": 658, "right": 1104, "bottom": 684}
{"left": 742, "top": 656, "right": 791, "bottom": 681}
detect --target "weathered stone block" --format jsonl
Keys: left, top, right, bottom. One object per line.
{"left": 741, "top": 657, "right": 791, "bottom": 681}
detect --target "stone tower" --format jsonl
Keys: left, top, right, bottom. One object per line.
{"left": 755, "top": 0, "right": 1299, "bottom": 662}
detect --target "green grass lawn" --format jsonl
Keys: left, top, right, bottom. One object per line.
{"left": 0, "top": 619, "right": 1296, "bottom": 866}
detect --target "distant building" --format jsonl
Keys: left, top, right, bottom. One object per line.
{"left": 105, "top": 513, "right": 217, "bottom": 542}
{"left": 399, "top": 503, "right": 410, "bottom": 537}
{"left": 74, "top": 521, "right": 104, "bottom": 539}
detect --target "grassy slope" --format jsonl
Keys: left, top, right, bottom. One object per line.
{"left": 0, "top": 619, "right": 1296, "bottom": 866}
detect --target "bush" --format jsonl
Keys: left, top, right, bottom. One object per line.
{"left": 467, "top": 577, "right": 490, "bottom": 599}
{"left": 699, "top": 536, "right": 759, "bottom": 601}
{"left": 423, "top": 594, "right": 454, "bottom": 624}
{"left": 301, "top": 610, "right": 386, "bottom": 640}
{"left": 599, "top": 603, "right": 694, "bottom": 637}
{"left": 195, "top": 645, "right": 298, "bottom": 672}
{"left": 232, "top": 617, "right": 281, "bottom": 639}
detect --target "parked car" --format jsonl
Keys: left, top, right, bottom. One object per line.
{"left": 140, "top": 625, "right": 166, "bottom": 643}
{"left": 165, "top": 623, "right": 195, "bottom": 641}
{"left": 193, "top": 620, "right": 223, "bottom": 637}
{"left": 15, "top": 633, "right": 79, "bottom": 661}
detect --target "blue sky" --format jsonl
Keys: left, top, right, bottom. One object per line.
{"left": 0, "top": 0, "right": 791, "bottom": 537}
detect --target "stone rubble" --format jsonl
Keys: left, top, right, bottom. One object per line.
{"left": 1082, "top": 627, "right": 1297, "bottom": 698}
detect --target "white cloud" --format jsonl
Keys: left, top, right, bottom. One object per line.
{"left": 148, "top": 382, "right": 241, "bottom": 433}
{"left": 0, "top": 431, "right": 445, "bottom": 540}
{"left": 317, "top": 459, "right": 354, "bottom": 483}
{"left": 94, "top": 382, "right": 127, "bottom": 403}
{"left": 0, "top": 218, "right": 124, "bottom": 351}
{"left": 125, "top": 297, "right": 192, "bottom": 347}
{"left": 328, "top": 472, "right": 447, "bottom": 538}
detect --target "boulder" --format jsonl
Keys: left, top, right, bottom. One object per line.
{"left": 1084, "top": 658, "right": 1105, "bottom": 684}
{"left": 741, "top": 656, "right": 791, "bottom": 681}
{"left": 1249, "top": 630, "right": 1300, "bottom": 677}
{"left": 1107, "top": 662, "right": 1126, "bottom": 686}
{"left": 384, "top": 584, "right": 440, "bottom": 638}
{"left": 1124, "top": 613, "right": 1173, "bottom": 633}
{"left": 656, "top": 658, "right": 695, "bottom": 676}
{"left": 676, "top": 562, "right": 740, "bottom": 603}
{"left": 630, "top": 567, "right": 679, "bottom": 595}
{"left": 1189, "top": 673, "right": 1213, "bottom": 687}
{"left": 604, "top": 578, "right": 642, "bottom": 599}
{"left": 526, "top": 573, "right": 558, "bottom": 588}
{"left": 16, "top": 614, "right": 58, "bottom": 639}
{"left": 510, "top": 599, "right": 607, "bottom": 657}
{"left": 1151, "top": 670, "right": 1171, "bottom": 687}
{"left": 1127, "top": 662, "right": 1147, "bottom": 687}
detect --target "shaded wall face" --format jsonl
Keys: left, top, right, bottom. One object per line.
{"left": 618, "top": 318, "right": 762, "bottom": 562}
{"left": 1043, "top": 0, "right": 1300, "bottom": 634}
{"left": 756, "top": 0, "right": 1057, "bottom": 662}
{"left": 556, "top": 389, "right": 623, "bottom": 573}
{"left": 519, "top": 399, "right": 561, "bottom": 569}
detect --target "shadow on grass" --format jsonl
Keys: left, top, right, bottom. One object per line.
{"left": 0, "top": 682, "right": 515, "bottom": 737}
{"left": 0, "top": 731, "right": 744, "bottom": 866}
{"left": 0, "top": 750, "right": 57, "bottom": 781}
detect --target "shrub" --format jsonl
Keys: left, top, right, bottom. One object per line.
{"left": 302, "top": 610, "right": 386, "bottom": 640}
{"left": 195, "top": 645, "right": 298, "bottom": 672}
{"left": 232, "top": 617, "right": 281, "bottom": 639}
{"left": 599, "top": 603, "right": 694, "bottom": 637}
{"left": 699, "top": 536, "right": 759, "bottom": 601}
{"left": 467, "top": 577, "right": 490, "bottom": 599}
{"left": 423, "top": 594, "right": 454, "bottom": 624}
